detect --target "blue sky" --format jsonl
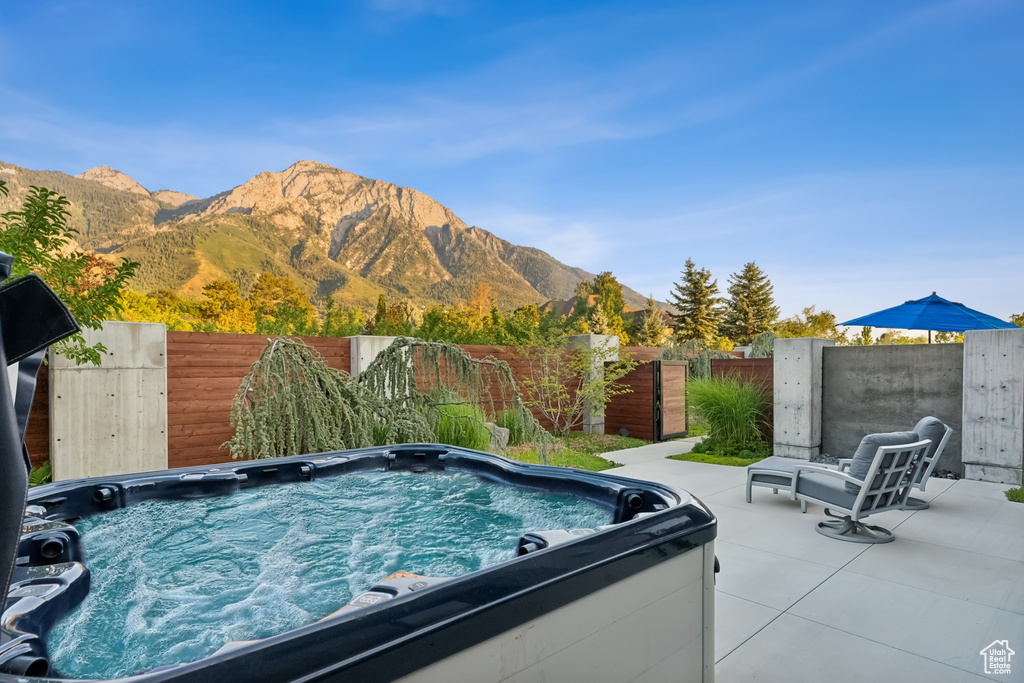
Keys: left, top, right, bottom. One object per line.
{"left": 2, "top": 0, "right": 1022, "bottom": 321}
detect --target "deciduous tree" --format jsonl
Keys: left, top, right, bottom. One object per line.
{"left": 248, "top": 272, "right": 318, "bottom": 336}
{"left": 467, "top": 282, "right": 495, "bottom": 315}
{"left": 0, "top": 181, "right": 139, "bottom": 365}
{"left": 774, "top": 306, "right": 848, "bottom": 343}
{"left": 198, "top": 280, "right": 256, "bottom": 333}
{"left": 518, "top": 340, "right": 639, "bottom": 436}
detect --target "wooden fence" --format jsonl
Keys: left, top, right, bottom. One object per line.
{"left": 166, "top": 332, "right": 351, "bottom": 469}
{"left": 26, "top": 365, "right": 49, "bottom": 470}
{"left": 605, "top": 363, "right": 657, "bottom": 441}
{"left": 710, "top": 357, "right": 773, "bottom": 389}
{"left": 25, "top": 335, "right": 678, "bottom": 470}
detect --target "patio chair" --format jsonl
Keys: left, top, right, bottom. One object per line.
{"left": 792, "top": 434, "right": 931, "bottom": 543}
{"left": 837, "top": 417, "right": 952, "bottom": 511}
{"left": 745, "top": 416, "right": 952, "bottom": 511}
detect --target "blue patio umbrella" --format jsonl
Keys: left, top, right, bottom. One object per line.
{"left": 841, "top": 292, "right": 1017, "bottom": 341}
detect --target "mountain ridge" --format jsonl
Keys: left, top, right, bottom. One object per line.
{"left": 0, "top": 159, "right": 662, "bottom": 312}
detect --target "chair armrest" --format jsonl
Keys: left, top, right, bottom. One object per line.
{"left": 790, "top": 464, "right": 863, "bottom": 500}
{"left": 838, "top": 459, "right": 852, "bottom": 471}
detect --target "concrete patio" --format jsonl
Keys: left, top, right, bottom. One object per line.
{"left": 606, "top": 443, "right": 1024, "bottom": 682}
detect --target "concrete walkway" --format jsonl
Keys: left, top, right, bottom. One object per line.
{"left": 605, "top": 444, "right": 1024, "bottom": 682}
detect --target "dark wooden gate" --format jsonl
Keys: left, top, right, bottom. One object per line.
{"left": 657, "top": 361, "right": 688, "bottom": 440}
{"left": 604, "top": 360, "right": 688, "bottom": 442}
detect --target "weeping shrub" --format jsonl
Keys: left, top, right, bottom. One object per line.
{"left": 686, "top": 377, "right": 769, "bottom": 448}
{"left": 226, "top": 337, "right": 548, "bottom": 460}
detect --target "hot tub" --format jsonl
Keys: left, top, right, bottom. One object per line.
{"left": 1, "top": 445, "right": 716, "bottom": 683}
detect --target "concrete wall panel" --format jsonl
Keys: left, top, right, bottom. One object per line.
{"left": 50, "top": 322, "right": 168, "bottom": 481}
{"left": 821, "top": 344, "right": 963, "bottom": 473}
{"left": 962, "top": 329, "right": 1024, "bottom": 485}
{"left": 774, "top": 338, "right": 833, "bottom": 459}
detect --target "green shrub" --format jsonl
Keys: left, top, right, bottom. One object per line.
{"left": 29, "top": 460, "right": 52, "bottom": 486}
{"left": 495, "top": 407, "right": 533, "bottom": 446}
{"left": 686, "top": 377, "right": 769, "bottom": 448}
{"left": 1006, "top": 487, "right": 1024, "bottom": 503}
{"left": 749, "top": 331, "right": 778, "bottom": 358}
{"left": 430, "top": 402, "right": 493, "bottom": 451}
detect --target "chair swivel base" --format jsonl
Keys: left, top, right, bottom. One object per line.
{"left": 904, "top": 496, "right": 930, "bottom": 510}
{"left": 815, "top": 508, "right": 895, "bottom": 544}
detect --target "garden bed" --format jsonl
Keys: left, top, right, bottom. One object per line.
{"left": 505, "top": 432, "right": 646, "bottom": 471}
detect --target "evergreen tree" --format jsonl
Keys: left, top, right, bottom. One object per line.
{"left": 569, "top": 280, "right": 594, "bottom": 324}
{"left": 636, "top": 295, "right": 669, "bottom": 347}
{"left": 720, "top": 261, "right": 780, "bottom": 344}
{"left": 669, "top": 259, "right": 724, "bottom": 344}
{"left": 373, "top": 294, "right": 388, "bottom": 329}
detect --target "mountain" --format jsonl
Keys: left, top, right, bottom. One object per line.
{"left": 0, "top": 160, "right": 659, "bottom": 311}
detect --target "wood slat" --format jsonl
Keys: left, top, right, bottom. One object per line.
{"left": 169, "top": 422, "right": 236, "bottom": 437}
{"left": 25, "top": 364, "right": 50, "bottom": 467}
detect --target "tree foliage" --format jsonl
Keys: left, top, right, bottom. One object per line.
{"left": 467, "top": 282, "right": 495, "bottom": 315}
{"left": 874, "top": 330, "right": 928, "bottom": 345}
{"left": 250, "top": 272, "right": 318, "bottom": 335}
{"left": 634, "top": 295, "right": 670, "bottom": 347}
{"left": 198, "top": 280, "right": 257, "bottom": 334}
{"left": 370, "top": 294, "right": 415, "bottom": 336}
{"left": 0, "top": 181, "right": 139, "bottom": 365}
{"left": 321, "top": 294, "right": 365, "bottom": 337}
{"left": 749, "top": 331, "right": 778, "bottom": 358}
{"left": 658, "top": 339, "right": 736, "bottom": 380}
{"left": 670, "top": 259, "right": 724, "bottom": 344}
{"left": 720, "top": 261, "right": 779, "bottom": 345}
{"left": 416, "top": 302, "right": 566, "bottom": 346}
{"left": 565, "top": 273, "right": 631, "bottom": 343}
{"left": 774, "top": 306, "right": 848, "bottom": 343}
{"left": 115, "top": 272, "right": 370, "bottom": 338}
{"left": 850, "top": 326, "right": 874, "bottom": 346}
{"left": 590, "top": 272, "right": 629, "bottom": 343}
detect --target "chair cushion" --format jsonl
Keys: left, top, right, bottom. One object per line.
{"left": 911, "top": 416, "right": 947, "bottom": 483}
{"left": 845, "top": 431, "right": 918, "bottom": 494}
{"left": 748, "top": 457, "right": 829, "bottom": 488}
{"left": 794, "top": 470, "right": 858, "bottom": 510}
{"left": 748, "top": 456, "right": 805, "bottom": 475}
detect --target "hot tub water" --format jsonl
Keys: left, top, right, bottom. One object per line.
{"left": 47, "top": 470, "right": 613, "bottom": 679}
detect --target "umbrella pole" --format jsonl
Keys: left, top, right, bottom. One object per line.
{"left": 928, "top": 330, "right": 932, "bottom": 344}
